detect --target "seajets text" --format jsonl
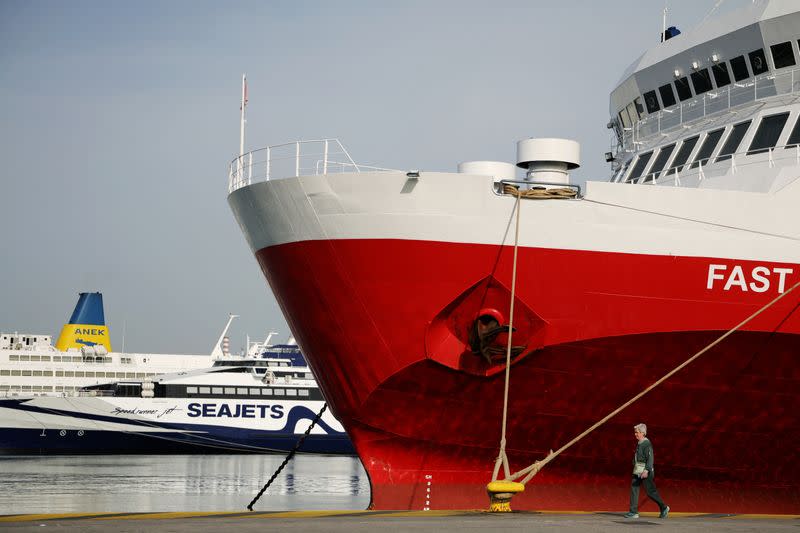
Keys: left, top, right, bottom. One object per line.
{"left": 187, "top": 403, "right": 285, "bottom": 419}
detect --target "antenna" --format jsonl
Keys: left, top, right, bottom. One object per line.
{"left": 211, "top": 314, "right": 239, "bottom": 357}
{"left": 662, "top": 2, "right": 668, "bottom": 42}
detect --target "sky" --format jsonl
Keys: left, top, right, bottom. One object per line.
{"left": 0, "top": 0, "right": 742, "bottom": 355}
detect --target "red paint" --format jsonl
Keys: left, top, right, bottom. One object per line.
{"left": 256, "top": 238, "right": 800, "bottom": 513}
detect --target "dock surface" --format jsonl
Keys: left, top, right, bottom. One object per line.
{"left": 2, "top": 510, "right": 798, "bottom": 532}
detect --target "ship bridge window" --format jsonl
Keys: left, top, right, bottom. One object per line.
{"left": 770, "top": 42, "right": 796, "bottom": 69}
{"left": 784, "top": 115, "right": 800, "bottom": 148}
{"left": 643, "top": 90, "right": 660, "bottom": 113}
{"left": 626, "top": 151, "right": 653, "bottom": 182}
{"left": 730, "top": 55, "right": 749, "bottom": 81}
{"left": 690, "top": 68, "right": 713, "bottom": 94}
{"left": 716, "top": 121, "right": 752, "bottom": 162}
{"left": 633, "top": 98, "right": 644, "bottom": 119}
{"left": 659, "top": 83, "right": 677, "bottom": 108}
{"left": 618, "top": 108, "right": 631, "bottom": 129}
{"left": 748, "top": 48, "right": 768, "bottom": 75}
{"left": 674, "top": 77, "right": 693, "bottom": 101}
{"left": 748, "top": 112, "right": 790, "bottom": 155}
{"left": 691, "top": 129, "right": 725, "bottom": 168}
{"left": 643, "top": 143, "right": 675, "bottom": 182}
{"left": 667, "top": 135, "right": 700, "bottom": 174}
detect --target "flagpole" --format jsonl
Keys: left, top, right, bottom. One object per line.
{"left": 239, "top": 73, "right": 247, "bottom": 158}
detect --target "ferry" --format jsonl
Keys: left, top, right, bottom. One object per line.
{"left": 0, "top": 341, "right": 353, "bottom": 455}
{"left": 226, "top": 0, "right": 800, "bottom": 514}
{"left": 1, "top": 293, "right": 214, "bottom": 396}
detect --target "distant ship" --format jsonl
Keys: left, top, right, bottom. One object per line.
{"left": 227, "top": 1, "right": 800, "bottom": 514}
{"left": 0, "top": 341, "right": 353, "bottom": 455}
{"left": 2, "top": 293, "right": 223, "bottom": 395}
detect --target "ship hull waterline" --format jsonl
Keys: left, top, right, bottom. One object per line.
{"left": 254, "top": 238, "right": 800, "bottom": 514}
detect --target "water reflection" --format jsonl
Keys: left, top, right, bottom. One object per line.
{"left": 0, "top": 454, "right": 370, "bottom": 514}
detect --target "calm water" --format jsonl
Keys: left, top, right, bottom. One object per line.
{"left": 0, "top": 454, "right": 370, "bottom": 514}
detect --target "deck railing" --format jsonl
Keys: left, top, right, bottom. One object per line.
{"left": 228, "top": 139, "right": 394, "bottom": 193}
{"left": 622, "top": 142, "right": 800, "bottom": 186}
{"left": 622, "top": 66, "right": 800, "bottom": 152}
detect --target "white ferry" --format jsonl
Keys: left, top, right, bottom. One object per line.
{"left": 1, "top": 293, "right": 222, "bottom": 396}
{"left": 0, "top": 342, "right": 353, "bottom": 455}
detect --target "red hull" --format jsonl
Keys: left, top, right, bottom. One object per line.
{"left": 256, "top": 239, "right": 800, "bottom": 513}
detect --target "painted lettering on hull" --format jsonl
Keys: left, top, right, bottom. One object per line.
{"left": 187, "top": 403, "right": 284, "bottom": 419}
{"left": 707, "top": 264, "right": 794, "bottom": 293}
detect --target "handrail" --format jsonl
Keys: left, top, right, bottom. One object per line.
{"left": 628, "top": 142, "right": 800, "bottom": 186}
{"left": 621, "top": 66, "right": 800, "bottom": 153}
{"left": 228, "top": 139, "right": 393, "bottom": 193}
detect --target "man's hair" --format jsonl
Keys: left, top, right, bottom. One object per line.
{"left": 634, "top": 423, "right": 647, "bottom": 435}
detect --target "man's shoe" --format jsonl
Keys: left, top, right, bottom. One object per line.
{"left": 623, "top": 512, "right": 639, "bottom": 519}
{"left": 659, "top": 506, "right": 670, "bottom": 519}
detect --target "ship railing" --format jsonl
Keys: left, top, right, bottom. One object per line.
{"left": 622, "top": 66, "right": 800, "bottom": 152}
{"left": 228, "top": 139, "right": 395, "bottom": 193}
{"left": 630, "top": 142, "right": 800, "bottom": 186}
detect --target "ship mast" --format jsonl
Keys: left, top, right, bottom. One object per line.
{"left": 239, "top": 73, "right": 247, "bottom": 159}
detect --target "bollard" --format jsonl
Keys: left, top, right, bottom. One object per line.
{"left": 486, "top": 480, "right": 525, "bottom": 512}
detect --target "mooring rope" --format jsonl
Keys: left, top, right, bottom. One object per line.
{"left": 247, "top": 403, "right": 328, "bottom": 511}
{"left": 503, "top": 280, "right": 800, "bottom": 485}
{"left": 491, "top": 190, "right": 522, "bottom": 482}
{"left": 502, "top": 183, "right": 577, "bottom": 199}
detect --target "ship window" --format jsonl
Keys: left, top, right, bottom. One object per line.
{"left": 274, "top": 389, "right": 285, "bottom": 396}
{"left": 33, "top": 370, "right": 43, "bottom": 377}
{"left": 730, "top": 55, "right": 749, "bottom": 81}
{"left": 186, "top": 386, "right": 198, "bottom": 394}
{"left": 286, "top": 389, "right": 298, "bottom": 397}
{"left": 712, "top": 63, "right": 732, "bottom": 88}
{"left": 19, "top": 355, "right": 29, "bottom": 361}
{"left": 748, "top": 48, "right": 768, "bottom": 75}
{"left": 690, "top": 68, "right": 713, "bottom": 94}
{"left": 249, "top": 388, "right": 261, "bottom": 395}
{"left": 716, "top": 121, "right": 752, "bottom": 161}
{"left": 198, "top": 387, "right": 210, "bottom": 394}
{"left": 658, "top": 83, "right": 677, "bottom": 108}
{"left": 669, "top": 136, "right": 700, "bottom": 173}
{"left": 9, "top": 355, "right": 19, "bottom": 361}
{"left": 52, "top": 356, "right": 61, "bottom": 362}
{"left": 224, "top": 387, "right": 236, "bottom": 394}
{"left": 212, "top": 387, "right": 223, "bottom": 394}
{"left": 643, "top": 90, "right": 660, "bottom": 113}
{"left": 125, "top": 372, "right": 135, "bottom": 378}
{"left": 0, "top": 370, "right": 8, "bottom": 376}
{"left": 11, "top": 370, "right": 20, "bottom": 376}
{"left": 64, "top": 371, "right": 74, "bottom": 377}
{"left": 55, "top": 371, "right": 64, "bottom": 377}
{"left": 236, "top": 387, "right": 248, "bottom": 395}
{"left": 618, "top": 108, "right": 632, "bottom": 129}
{"left": 674, "top": 77, "right": 693, "bottom": 101}
{"left": 690, "top": 129, "right": 725, "bottom": 168}
{"left": 633, "top": 97, "right": 644, "bottom": 119}
{"left": 262, "top": 389, "right": 272, "bottom": 395}
{"left": 748, "top": 112, "right": 790, "bottom": 155}
{"left": 30, "top": 355, "right": 40, "bottom": 361}
{"left": 299, "top": 389, "right": 310, "bottom": 397}
{"left": 115, "top": 372, "right": 126, "bottom": 378}
{"left": 784, "top": 115, "right": 800, "bottom": 148}
{"left": 770, "top": 42, "right": 796, "bottom": 69}
{"left": 644, "top": 144, "right": 675, "bottom": 182}
{"left": 626, "top": 151, "right": 653, "bottom": 182}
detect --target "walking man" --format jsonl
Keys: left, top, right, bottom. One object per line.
{"left": 624, "top": 423, "right": 669, "bottom": 519}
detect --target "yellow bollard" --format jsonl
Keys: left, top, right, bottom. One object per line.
{"left": 486, "top": 480, "right": 525, "bottom": 512}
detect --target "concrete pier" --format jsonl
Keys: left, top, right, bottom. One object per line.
{"left": 1, "top": 510, "right": 798, "bottom": 532}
